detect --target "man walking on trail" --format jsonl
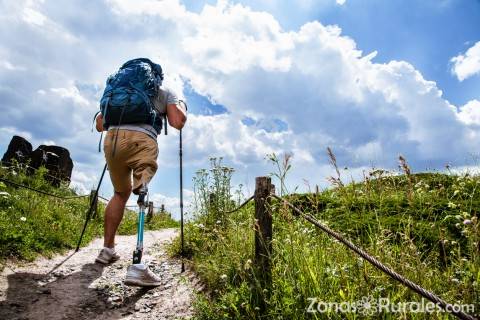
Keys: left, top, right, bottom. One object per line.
{"left": 93, "top": 58, "right": 186, "bottom": 287}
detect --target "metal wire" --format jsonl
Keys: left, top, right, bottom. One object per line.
{"left": 98, "top": 195, "right": 109, "bottom": 202}
{"left": 223, "top": 195, "right": 255, "bottom": 214}
{"left": 272, "top": 195, "right": 477, "bottom": 320}
{"left": 0, "top": 177, "right": 89, "bottom": 200}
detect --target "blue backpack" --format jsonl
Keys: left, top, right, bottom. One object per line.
{"left": 99, "top": 58, "right": 165, "bottom": 134}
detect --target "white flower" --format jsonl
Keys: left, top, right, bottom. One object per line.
{"left": 220, "top": 274, "right": 228, "bottom": 280}
{"left": 463, "top": 219, "right": 472, "bottom": 225}
{"left": 0, "top": 191, "right": 9, "bottom": 198}
{"left": 20, "top": 217, "right": 26, "bottom": 222}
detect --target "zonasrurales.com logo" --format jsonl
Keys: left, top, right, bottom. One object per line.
{"left": 355, "top": 295, "right": 377, "bottom": 316}
{"left": 307, "top": 296, "right": 475, "bottom": 315}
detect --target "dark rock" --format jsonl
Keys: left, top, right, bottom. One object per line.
{"left": 1, "top": 136, "right": 32, "bottom": 165}
{"left": 9, "top": 302, "right": 22, "bottom": 307}
{"left": 30, "top": 145, "right": 73, "bottom": 186}
{"left": 1, "top": 135, "right": 74, "bottom": 186}
{"left": 38, "top": 287, "right": 51, "bottom": 294}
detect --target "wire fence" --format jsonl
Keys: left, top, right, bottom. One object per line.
{"left": 223, "top": 195, "right": 254, "bottom": 214}
{"left": 217, "top": 179, "right": 477, "bottom": 320}
{"left": 0, "top": 177, "right": 89, "bottom": 200}
{"left": 270, "top": 194, "right": 477, "bottom": 320}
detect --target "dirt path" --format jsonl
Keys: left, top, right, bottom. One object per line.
{"left": 0, "top": 229, "right": 201, "bottom": 320}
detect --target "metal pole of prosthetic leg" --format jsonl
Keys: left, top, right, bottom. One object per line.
{"left": 133, "top": 185, "right": 147, "bottom": 264}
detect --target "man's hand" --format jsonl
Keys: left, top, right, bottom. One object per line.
{"left": 95, "top": 113, "right": 105, "bottom": 132}
{"left": 167, "top": 103, "right": 187, "bottom": 130}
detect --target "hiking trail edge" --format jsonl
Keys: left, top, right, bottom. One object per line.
{"left": 0, "top": 229, "right": 202, "bottom": 320}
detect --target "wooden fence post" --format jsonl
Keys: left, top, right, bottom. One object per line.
{"left": 254, "top": 176, "right": 273, "bottom": 297}
{"left": 89, "top": 189, "right": 98, "bottom": 219}
{"left": 146, "top": 201, "right": 154, "bottom": 223}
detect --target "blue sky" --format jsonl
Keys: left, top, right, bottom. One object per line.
{"left": 1, "top": 0, "right": 479, "bottom": 219}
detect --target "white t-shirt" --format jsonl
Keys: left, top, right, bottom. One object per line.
{"left": 108, "top": 87, "right": 178, "bottom": 140}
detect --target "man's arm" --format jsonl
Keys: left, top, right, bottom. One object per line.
{"left": 166, "top": 103, "right": 187, "bottom": 130}
{"left": 95, "top": 113, "right": 105, "bottom": 132}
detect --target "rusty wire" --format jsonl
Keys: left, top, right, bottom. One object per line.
{"left": 271, "top": 194, "right": 477, "bottom": 320}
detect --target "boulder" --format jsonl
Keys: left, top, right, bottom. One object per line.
{"left": 1, "top": 136, "right": 74, "bottom": 187}
{"left": 30, "top": 145, "right": 73, "bottom": 186}
{"left": 1, "top": 135, "right": 33, "bottom": 165}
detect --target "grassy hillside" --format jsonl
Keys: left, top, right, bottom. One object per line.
{"left": 170, "top": 158, "right": 479, "bottom": 319}
{"left": 0, "top": 163, "right": 178, "bottom": 267}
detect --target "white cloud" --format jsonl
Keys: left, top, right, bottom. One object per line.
{"left": 123, "top": 189, "right": 194, "bottom": 220}
{"left": 450, "top": 41, "right": 480, "bottom": 81}
{"left": 457, "top": 100, "right": 480, "bottom": 126}
{"left": 70, "top": 170, "right": 95, "bottom": 195}
{"left": 22, "top": 7, "right": 47, "bottom": 26}
{"left": 50, "top": 86, "right": 91, "bottom": 107}
{"left": 0, "top": 60, "right": 26, "bottom": 71}
{"left": 1, "top": 0, "right": 479, "bottom": 201}
{"left": 336, "top": 0, "right": 346, "bottom": 5}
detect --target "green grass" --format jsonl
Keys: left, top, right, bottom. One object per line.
{"left": 170, "top": 159, "right": 479, "bottom": 319}
{"left": 0, "top": 163, "right": 178, "bottom": 267}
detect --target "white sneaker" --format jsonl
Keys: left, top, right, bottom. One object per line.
{"left": 124, "top": 264, "right": 162, "bottom": 287}
{"left": 95, "top": 247, "right": 120, "bottom": 264}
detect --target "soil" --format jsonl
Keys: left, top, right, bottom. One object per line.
{"left": 0, "top": 229, "right": 201, "bottom": 320}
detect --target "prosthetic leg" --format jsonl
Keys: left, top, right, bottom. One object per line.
{"left": 124, "top": 184, "right": 162, "bottom": 286}
{"left": 133, "top": 184, "right": 147, "bottom": 264}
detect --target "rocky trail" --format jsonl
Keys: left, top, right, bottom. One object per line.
{"left": 0, "top": 229, "right": 201, "bottom": 320}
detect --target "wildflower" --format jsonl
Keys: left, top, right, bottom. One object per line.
{"left": 0, "top": 191, "right": 9, "bottom": 198}
{"left": 220, "top": 274, "right": 228, "bottom": 280}
{"left": 20, "top": 217, "right": 26, "bottom": 222}
{"left": 216, "top": 220, "right": 221, "bottom": 224}
{"left": 451, "top": 278, "right": 460, "bottom": 284}
{"left": 463, "top": 219, "right": 472, "bottom": 225}
{"left": 244, "top": 259, "right": 252, "bottom": 270}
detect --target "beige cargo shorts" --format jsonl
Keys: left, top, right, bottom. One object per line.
{"left": 104, "top": 129, "right": 158, "bottom": 195}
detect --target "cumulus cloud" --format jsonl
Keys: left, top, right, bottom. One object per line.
{"left": 457, "top": 100, "right": 480, "bottom": 126}
{"left": 451, "top": 41, "right": 480, "bottom": 81}
{"left": 1, "top": 0, "right": 479, "bottom": 201}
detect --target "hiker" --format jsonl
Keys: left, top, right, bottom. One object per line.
{"left": 94, "top": 58, "right": 186, "bottom": 286}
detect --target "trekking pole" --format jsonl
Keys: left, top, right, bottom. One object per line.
{"left": 76, "top": 163, "right": 107, "bottom": 251}
{"left": 180, "top": 128, "right": 185, "bottom": 273}
{"left": 179, "top": 100, "right": 187, "bottom": 273}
